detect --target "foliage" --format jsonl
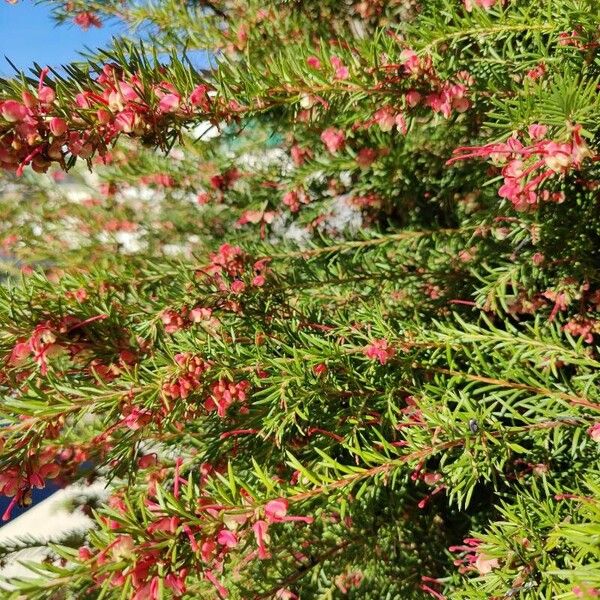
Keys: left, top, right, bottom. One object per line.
{"left": 0, "top": 0, "right": 599, "bottom": 598}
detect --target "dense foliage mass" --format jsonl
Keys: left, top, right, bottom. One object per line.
{"left": 0, "top": 0, "right": 599, "bottom": 598}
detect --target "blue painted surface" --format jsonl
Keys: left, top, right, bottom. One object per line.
{"left": 0, "top": 481, "right": 61, "bottom": 525}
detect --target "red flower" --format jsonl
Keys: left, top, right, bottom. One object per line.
{"left": 122, "top": 407, "right": 153, "bottom": 430}
{"left": 217, "top": 529, "right": 238, "bottom": 548}
{"left": 463, "top": 0, "right": 498, "bottom": 11}
{"left": 158, "top": 93, "right": 181, "bottom": 114}
{"left": 321, "top": 128, "right": 346, "bottom": 153}
{"left": 205, "top": 379, "right": 250, "bottom": 417}
{"left": 588, "top": 423, "right": 600, "bottom": 442}
{"left": 363, "top": 339, "right": 395, "bottom": 365}
{"left": 190, "top": 85, "right": 211, "bottom": 111}
{"left": 73, "top": 12, "right": 102, "bottom": 29}
{"left": 253, "top": 519, "right": 271, "bottom": 559}
{"left": 1, "top": 100, "right": 28, "bottom": 122}
{"left": 265, "top": 498, "right": 314, "bottom": 524}
{"left": 307, "top": 56, "right": 321, "bottom": 69}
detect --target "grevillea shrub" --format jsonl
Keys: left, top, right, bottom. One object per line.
{"left": 0, "top": 0, "right": 600, "bottom": 598}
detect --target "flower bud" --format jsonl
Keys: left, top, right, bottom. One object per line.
{"left": 1, "top": 100, "right": 27, "bottom": 122}
{"left": 38, "top": 86, "right": 56, "bottom": 104}
{"left": 49, "top": 117, "right": 67, "bottom": 137}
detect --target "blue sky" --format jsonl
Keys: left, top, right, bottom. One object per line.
{"left": 0, "top": 4, "right": 211, "bottom": 77}
{"left": 0, "top": 3, "right": 123, "bottom": 76}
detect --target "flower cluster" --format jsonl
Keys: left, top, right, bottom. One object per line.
{"left": 7, "top": 314, "right": 109, "bottom": 375}
{"left": 205, "top": 379, "right": 251, "bottom": 417}
{"left": 162, "top": 353, "right": 210, "bottom": 400}
{"left": 82, "top": 493, "right": 313, "bottom": 600}
{"left": 203, "top": 244, "right": 271, "bottom": 293}
{"left": 396, "top": 51, "right": 471, "bottom": 118}
{"left": 449, "top": 538, "right": 499, "bottom": 575}
{"left": 0, "top": 447, "right": 61, "bottom": 520}
{"left": 72, "top": 10, "right": 102, "bottom": 29}
{"left": 363, "top": 338, "right": 396, "bottom": 364}
{"left": 0, "top": 64, "right": 214, "bottom": 175}
{"left": 161, "top": 307, "right": 217, "bottom": 334}
{"left": 449, "top": 125, "right": 594, "bottom": 209}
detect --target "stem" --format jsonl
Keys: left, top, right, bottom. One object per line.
{"left": 267, "top": 227, "right": 469, "bottom": 260}
{"left": 254, "top": 541, "right": 351, "bottom": 599}
{"left": 418, "top": 365, "right": 599, "bottom": 410}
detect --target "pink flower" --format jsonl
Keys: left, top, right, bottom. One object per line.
{"left": 8, "top": 341, "right": 30, "bottom": 366}
{"left": 165, "top": 570, "right": 188, "bottom": 596}
{"left": 265, "top": 498, "right": 288, "bottom": 522}
{"left": 573, "top": 586, "right": 600, "bottom": 598}
{"left": 147, "top": 516, "right": 180, "bottom": 534}
{"left": 449, "top": 125, "right": 592, "bottom": 209}
{"left": 190, "top": 307, "right": 212, "bottom": 322}
{"left": 527, "top": 62, "right": 547, "bottom": 81}
{"left": 313, "top": 363, "right": 328, "bottom": 376}
{"left": 73, "top": 11, "right": 102, "bottom": 29}
{"left": 114, "top": 110, "right": 141, "bottom": 134}
{"left": 588, "top": 423, "right": 600, "bottom": 443}
{"left": 283, "top": 190, "right": 300, "bottom": 212}
{"left": 138, "top": 454, "right": 157, "bottom": 469}
{"left": 532, "top": 252, "right": 545, "bottom": 266}
{"left": 158, "top": 93, "right": 181, "bottom": 113}
{"left": 400, "top": 49, "right": 420, "bottom": 75}
{"left": 290, "top": 144, "right": 312, "bottom": 166}
{"left": 230, "top": 279, "right": 246, "bottom": 294}
{"left": 208, "top": 243, "right": 246, "bottom": 276}
{"left": 563, "top": 318, "right": 595, "bottom": 343}
{"left": 373, "top": 108, "right": 396, "bottom": 132}
{"left": 122, "top": 407, "right": 153, "bottom": 430}
{"left": 474, "top": 553, "right": 499, "bottom": 574}
{"left": 253, "top": 520, "right": 271, "bottom": 559}
{"left": 395, "top": 113, "right": 408, "bottom": 135}
{"left": 200, "top": 538, "right": 215, "bottom": 562}
{"left": 1, "top": 100, "right": 28, "bottom": 122}
{"left": 405, "top": 90, "right": 422, "bottom": 107}
{"left": 204, "top": 570, "right": 228, "bottom": 599}
{"left": 463, "top": 0, "right": 497, "bottom": 11}
{"left": 161, "top": 309, "right": 185, "bottom": 333}
{"left": 335, "top": 571, "right": 364, "bottom": 594}
{"left": 265, "top": 498, "right": 314, "bottom": 524}
{"left": 163, "top": 354, "right": 208, "bottom": 399}
{"left": 330, "top": 56, "right": 349, "bottom": 79}
{"left": 363, "top": 339, "right": 395, "bottom": 365}
{"left": 543, "top": 142, "right": 572, "bottom": 172}
{"left": 307, "top": 56, "right": 321, "bottom": 69}
{"left": 75, "top": 92, "right": 92, "bottom": 108}
{"left": 425, "top": 83, "right": 469, "bottom": 118}
{"left": 205, "top": 379, "right": 250, "bottom": 417}
{"left": 335, "top": 66, "right": 349, "bottom": 80}
{"left": 189, "top": 85, "right": 211, "bottom": 111}
{"left": 356, "top": 147, "right": 378, "bottom": 168}
{"left": 38, "top": 86, "right": 55, "bottom": 104}
{"left": 321, "top": 128, "right": 345, "bottom": 153}
{"left": 217, "top": 529, "right": 238, "bottom": 548}
{"left": 48, "top": 117, "right": 68, "bottom": 137}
